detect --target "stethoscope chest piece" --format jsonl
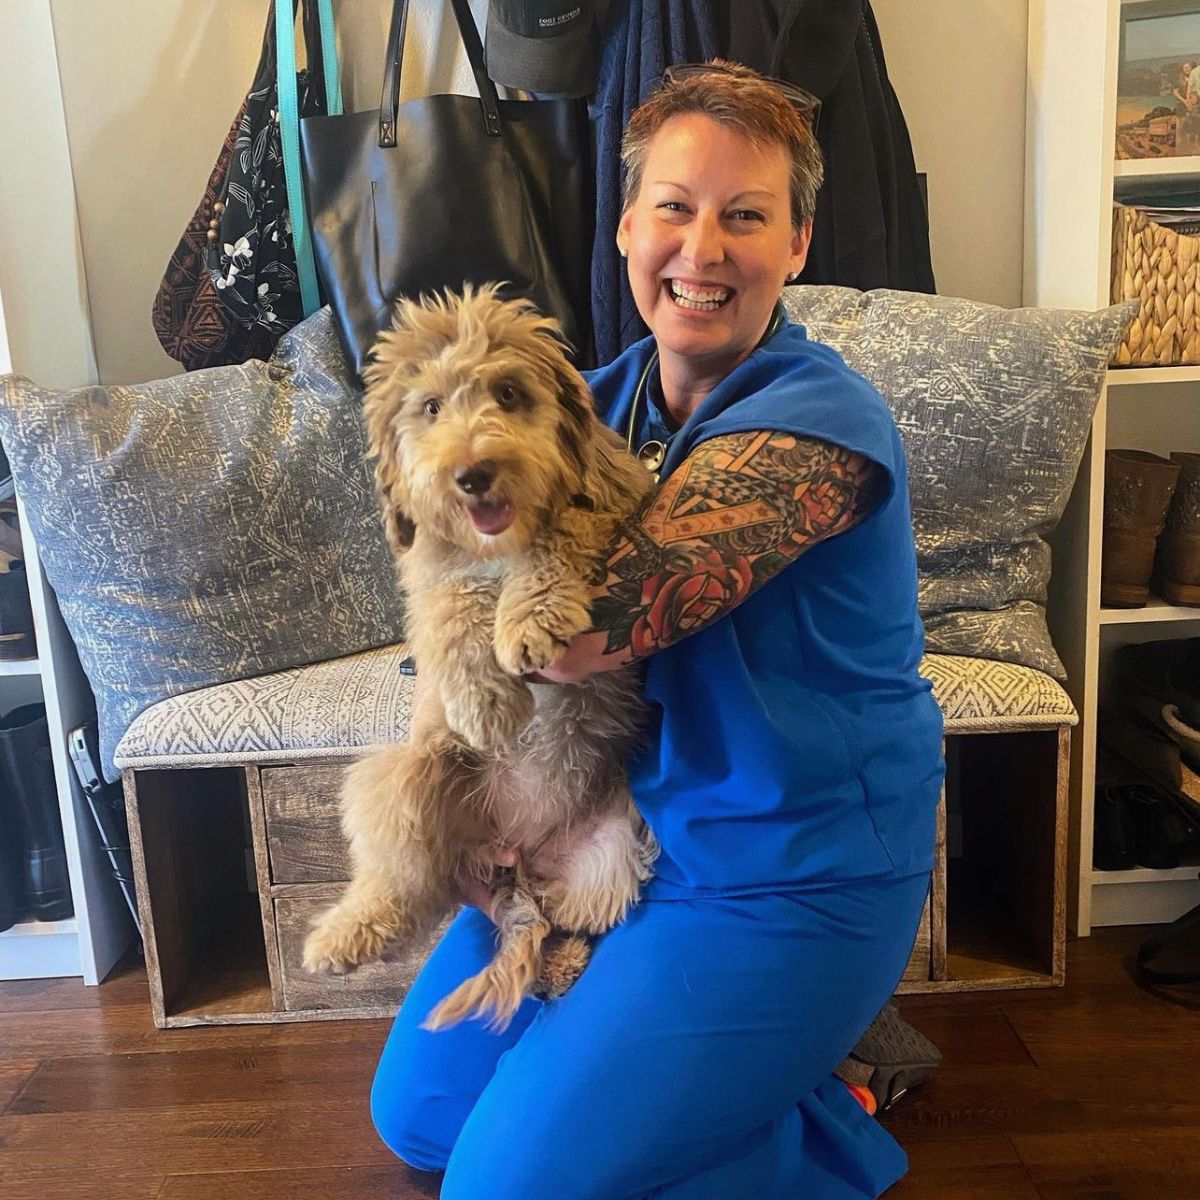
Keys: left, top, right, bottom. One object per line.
{"left": 623, "top": 300, "right": 785, "bottom": 486}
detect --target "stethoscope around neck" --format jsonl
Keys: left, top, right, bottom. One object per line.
{"left": 624, "top": 300, "right": 786, "bottom": 482}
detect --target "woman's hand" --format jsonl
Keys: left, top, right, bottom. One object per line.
{"left": 455, "top": 846, "right": 519, "bottom": 921}
{"left": 525, "top": 629, "right": 629, "bottom": 685}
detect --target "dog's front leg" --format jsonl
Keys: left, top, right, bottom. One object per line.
{"left": 302, "top": 741, "right": 457, "bottom": 974}
{"left": 417, "top": 579, "right": 535, "bottom": 752}
{"left": 493, "top": 548, "right": 595, "bottom": 677}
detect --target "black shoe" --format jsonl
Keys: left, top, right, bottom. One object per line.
{"left": 0, "top": 703, "right": 73, "bottom": 921}
{"left": 0, "top": 497, "right": 34, "bottom": 661}
{"left": 1115, "top": 639, "right": 1200, "bottom": 770}
{"left": 837, "top": 1003, "right": 942, "bottom": 1112}
{"left": 1095, "top": 780, "right": 1200, "bottom": 870}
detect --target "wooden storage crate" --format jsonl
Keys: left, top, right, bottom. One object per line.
{"left": 118, "top": 645, "right": 1074, "bottom": 1025}
{"left": 124, "top": 731, "right": 1068, "bottom": 1028}
{"left": 896, "top": 728, "right": 1070, "bottom": 994}
{"left": 126, "top": 761, "right": 445, "bottom": 1028}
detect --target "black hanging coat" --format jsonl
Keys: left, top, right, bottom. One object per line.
{"left": 590, "top": 0, "right": 719, "bottom": 364}
{"left": 714, "top": 0, "right": 936, "bottom": 294}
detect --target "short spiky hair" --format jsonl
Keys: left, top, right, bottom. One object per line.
{"left": 620, "top": 59, "right": 824, "bottom": 231}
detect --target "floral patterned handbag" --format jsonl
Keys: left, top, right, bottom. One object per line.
{"left": 151, "top": 0, "right": 339, "bottom": 369}
{"left": 207, "top": 0, "right": 339, "bottom": 334}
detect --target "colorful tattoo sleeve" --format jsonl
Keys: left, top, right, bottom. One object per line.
{"left": 591, "top": 430, "right": 886, "bottom": 659}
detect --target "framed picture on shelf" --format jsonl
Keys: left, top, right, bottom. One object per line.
{"left": 1117, "top": 0, "right": 1200, "bottom": 159}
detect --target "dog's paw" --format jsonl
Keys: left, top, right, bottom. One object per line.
{"left": 533, "top": 933, "right": 591, "bottom": 1000}
{"left": 444, "top": 685, "right": 534, "bottom": 752}
{"left": 543, "top": 855, "right": 648, "bottom": 935}
{"left": 547, "top": 885, "right": 636, "bottom": 936}
{"left": 494, "top": 590, "right": 592, "bottom": 676}
{"left": 303, "top": 911, "right": 387, "bottom": 975}
{"left": 494, "top": 616, "right": 570, "bottom": 676}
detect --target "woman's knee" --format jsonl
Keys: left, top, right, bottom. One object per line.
{"left": 370, "top": 1050, "right": 460, "bottom": 1172}
{"left": 440, "top": 1148, "right": 557, "bottom": 1200}
{"left": 368, "top": 907, "right": 522, "bottom": 1170}
{"left": 439, "top": 1120, "right": 613, "bottom": 1200}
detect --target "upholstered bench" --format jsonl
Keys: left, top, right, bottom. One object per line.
{"left": 0, "top": 286, "right": 1129, "bottom": 1023}
{"left": 116, "top": 646, "right": 1075, "bottom": 1029}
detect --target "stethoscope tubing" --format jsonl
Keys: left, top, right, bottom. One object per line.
{"left": 623, "top": 300, "right": 786, "bottom": 478}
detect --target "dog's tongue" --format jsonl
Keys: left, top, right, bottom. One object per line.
{"left": 469, "top": 499, "right": 515, "bottom": 536}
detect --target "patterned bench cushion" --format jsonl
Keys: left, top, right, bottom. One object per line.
{"left": 114, "top": 646, "right": 1076, "bottom": 770}
{"left": 114, "top": 644, "right": 416, "bottom": 771}
{"left": 920, "top": 654, "right": 1076, "bottom": 732}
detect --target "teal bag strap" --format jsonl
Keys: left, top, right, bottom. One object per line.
{"left": 277, "top": 0, "right": 340, "bottom": 317}
{"left": 315, "top": 0, "right": 343, "bottom": 116}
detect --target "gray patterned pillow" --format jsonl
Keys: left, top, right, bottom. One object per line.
{"left": 783, "top": 286, "right": 1137, "bottom": 679}
{"left": 0, "top": 308, "right": 405, "bottom": 780}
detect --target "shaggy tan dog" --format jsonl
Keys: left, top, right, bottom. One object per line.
{"left": 302, "top": 286, "right": 657, "bottom": 1030}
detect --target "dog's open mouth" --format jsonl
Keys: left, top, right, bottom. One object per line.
{"left": 467, "top": 497, "right": 516, "bottom": 537}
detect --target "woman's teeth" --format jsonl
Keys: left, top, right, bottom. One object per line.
{"left": 669, "top": 281, "right": 731, "bottom": 310}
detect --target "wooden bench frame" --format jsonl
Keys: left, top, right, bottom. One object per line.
{"left": 124, "top": 722, "right": 1070, "bottom": 1029}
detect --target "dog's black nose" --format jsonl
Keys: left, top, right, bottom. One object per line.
{"left": 455, "top": 462, "right": 496, "bottom": 496}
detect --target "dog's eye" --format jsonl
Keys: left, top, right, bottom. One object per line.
{"left": 423, "top": 398, "right": 441, "bottom": 418}
{"left": 497, "top": 384, "right": 521, "bottom": 409}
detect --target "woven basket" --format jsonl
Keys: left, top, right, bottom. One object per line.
{"left": 1111, "top": 204, "right": 1200, "bottom": 366}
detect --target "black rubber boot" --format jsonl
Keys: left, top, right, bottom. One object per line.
{"left": 0, "top": 776, "right": 27, "bottom": 931}
{"left": 0, "top": 703, "right": 73, "bottom": 921}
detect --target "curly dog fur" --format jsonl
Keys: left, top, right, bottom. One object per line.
{"left": 302, "top": 286, "right": 657, "bottom": 1030}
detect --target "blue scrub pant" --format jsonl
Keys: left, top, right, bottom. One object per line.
{"left": 371, "top": 872, "right": 930, "bottom": 1200}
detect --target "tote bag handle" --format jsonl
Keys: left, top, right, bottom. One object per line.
{"left": 277, "top": 0, "right": 342, "bottom": 318}
{"left": 378, "top": 0, "right": 501, "bottom": 147}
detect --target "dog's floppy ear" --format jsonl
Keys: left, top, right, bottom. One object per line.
{"left": 549, "top": 356, "right": 597, "bottom": 494}
{"left": 362, "top": 371, "right": 417, "bottom": 556}
{"left": 374, "top": 457, "right": 417, "bottom": 555}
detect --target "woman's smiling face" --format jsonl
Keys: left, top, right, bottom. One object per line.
{"left": 617, "top": 112, "right": 811, "bottom": 391}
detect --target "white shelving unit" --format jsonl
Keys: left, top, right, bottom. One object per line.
{"left": 0, "top": 3, "right": 136, "bottom": 980}
{"left": 0, "top": 502, "right": 136, "bottom": 982}
{"left": 1108, "top": 364, "right": 1200, "bottom": 384}
{"left": 1027, "top": 0, "right": 1200, "bottom": 935}
{"left": 0, "top": 302, "right": 135, "bottom": 982}
{"left": 1113, "top": 153, "right": 1200, "bottom": 179}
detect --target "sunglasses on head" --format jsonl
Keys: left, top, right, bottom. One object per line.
{"left": 661, "top": 63, "right": 821, "bottom": 133}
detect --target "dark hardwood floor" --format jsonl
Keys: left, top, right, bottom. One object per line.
{"left": 1, "top": 924, "right": 1197, "bottom": 1199}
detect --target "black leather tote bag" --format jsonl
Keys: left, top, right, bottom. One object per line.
{"left": 300, "top": 0, "right": 594, "bottom": 378}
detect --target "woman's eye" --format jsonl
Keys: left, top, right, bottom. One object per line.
{"left": 423, "top": 398, "right": 441, "bottom": 417}
{"left": 731, "top": 209, "right": 766, "bottom": 223}
{"left": 656, "top": 201, "right": 689, "bottom": 213}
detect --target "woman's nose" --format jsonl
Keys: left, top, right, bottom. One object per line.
{"left": 681, "top": 214, "right": 725, "bottom": 269}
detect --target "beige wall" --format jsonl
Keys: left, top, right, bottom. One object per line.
{"left": 0, "top": 2, "right": 97, "bottom": 388}
{"left": 1, "top": 1, "right": 1031, "bottom": 387}
{"left": 45, "top": 1, "right": 263, "bottom": 386}
{"left": 874, "top": 0, "right": 1029, "bottom": 308}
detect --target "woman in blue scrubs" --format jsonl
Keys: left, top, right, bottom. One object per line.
{"left": 371, "top": 61, "right": 944, "bottom": 1199}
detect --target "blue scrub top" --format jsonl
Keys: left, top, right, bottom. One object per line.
{"left": 584, "top": 317, "right": 944, "bottom": 898}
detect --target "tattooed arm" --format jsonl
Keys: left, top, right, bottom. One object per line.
{"left": 538, "top": 429, "right": 887, "bottom": 683}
